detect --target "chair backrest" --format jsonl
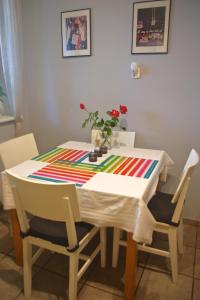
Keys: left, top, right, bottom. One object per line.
{"left": 171, "top": 149, "right": 199, "bottom": 224}
{"left": 91, "top": 129, "right": 135, "bottom": 148}
{"left": 0, "top": 133, "right": 38, "bottom": 169}
{"left": 183, "top": 149, "right": 199, "bottom": 175}
{"left": 6, "top": 171, "right": 81, "bottom": 249}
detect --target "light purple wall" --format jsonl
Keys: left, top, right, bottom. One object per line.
{"left": 21, "top": 0, "right": 200, "bottom": 221}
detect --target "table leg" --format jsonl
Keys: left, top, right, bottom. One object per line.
{"left": 9, "top": 209, "right": 23, "bottom": 266}
{"left": 124, "top": 233, "right": 137, "bottom": 300}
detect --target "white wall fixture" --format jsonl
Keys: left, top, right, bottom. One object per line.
{"left": 130, "top": 62, "right": 141, "bottom": 79}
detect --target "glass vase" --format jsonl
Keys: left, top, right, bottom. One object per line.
{"left": 100, "top": 131, "right": 112, "bottom": 149}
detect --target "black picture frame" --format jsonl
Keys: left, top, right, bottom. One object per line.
{"left": 61, "top": 8, "right": 91, "bottom": 58}
{"left": 131, "top": 0, "right": 171, "bottom": 54}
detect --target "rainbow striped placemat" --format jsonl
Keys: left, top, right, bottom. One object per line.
{"left": 29, "top": 161, "right": 97, "bottom": 187}
{"left": 29, "top": 153, "right": 158, "bottom": 186}
{"left": 32, "top": 147, "right": 90, "bottom": 163}
{"left": 59, "top": 155, "right": 158, "bottom": 178}
{"left": 100, "top": 155, "right": 158, "bottom": 178}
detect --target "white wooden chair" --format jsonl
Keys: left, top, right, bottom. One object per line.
{"left": 0, "top": 133, "right": 38, "bottom": 169}
{"left": 91, "top": 129, "right": 135, "bottom": 148}
{"left": 7, "top": 172, "right": 106, "bottom": 300}
{"left": 112, "top": 149, "right": 199, "bottom": 283}
{"left": 0, "top": 133, "right": 39, "bottom": 242}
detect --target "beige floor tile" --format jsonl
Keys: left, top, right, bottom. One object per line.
{"left": 194, "top": 249, "right": 200, "bottom": 279}
{"left": 179, "top": 246, "right": 195, "bottom": 277}
{"left": 0, "top": 209, "right": 10, "bottom": 224}
{"left": 78, "top": 284, "right": 123, "bottom": 299}
{"left": 87, "top": 266, "right": 143, "bottom": 297}
{"left": 16, "top": 268, "right": 78, "bottom": 300}
{"left": 0, "top": 253, "right": 40, "bottom": 300}
{"left": 193, "top": 279, "right": 200, "bottom": 300}
{"left": 0, "top": 287, "right": 20, "bottom": 300}
{"left": 0, "top": 255, "right": 23, "bottom": 299}
{"left": 135, "top": 269, "right": 193, "bottom": 300}
{"left": 0, "top": 222, "right": 13, "bottom": 254}
{"left": 183, "top": 224, "right": 197, "bottom": 248}
{"left": 143, "top": 243, "right": 195, "bottom": 277}
{"left": 86, "top": 263, "right": 124, "bottom": 296}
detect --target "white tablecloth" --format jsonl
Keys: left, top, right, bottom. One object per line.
{"left": 1, "top": 141, "right": 173, "bottom": 244}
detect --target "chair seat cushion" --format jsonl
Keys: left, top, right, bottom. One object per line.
{"left": 23, "top": 216, "right": 94, "bottom": 248}
{"left": 147, "top": 192, "right": 178, "bottom": 226}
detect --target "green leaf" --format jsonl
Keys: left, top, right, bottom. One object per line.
{"left": 105, "top": 120, "right": 112, "bottom": 126}
{"left": 97, "top": 119, "right": 104, "bottom": 127}
{"left": 82, "top": 119, "right": 89, "bottom": 128}
{"left": 110, "top": 120, "right": 116, "bottom": 127}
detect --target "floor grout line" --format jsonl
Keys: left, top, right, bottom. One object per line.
{"left": 85, "top": 281, "right": 123, "bottom": 298}
{"left": 134, "top": 266, "right": 146, "bottom": 297}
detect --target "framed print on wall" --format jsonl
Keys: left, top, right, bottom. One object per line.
{"left": 61, "top": 8, "right": 91, "bottom": 58}
{"left": 131, "top": 0, "right": 171, "bottom": 54}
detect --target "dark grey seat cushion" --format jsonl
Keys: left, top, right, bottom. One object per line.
{"left": 147, "top": 192, "right": 179, "bottom": 226}
{"left": 22, "top": 216, "right": 94, "bottom": 248}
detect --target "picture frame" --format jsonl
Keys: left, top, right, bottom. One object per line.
{"left": 131, "top": 0, "right": 171, "bottom": 54}
{"left": 61, "top": 8, "right": 91, "bottom": 58}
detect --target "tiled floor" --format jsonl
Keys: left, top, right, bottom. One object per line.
{"left": 0, "top": 209, "right": 199, "bottom": 300}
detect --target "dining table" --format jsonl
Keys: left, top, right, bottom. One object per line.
{"left": 1, "top": 140, "right": 173, "bottom": 300}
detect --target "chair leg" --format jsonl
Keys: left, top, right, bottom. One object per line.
{"left": 23, "top": 239, "right": 32, "bottom": 297}
{"left": 168, "top": 227, "right": 178, "bottom": 283}
{"left": 177, "top": 218, "right": 184, "bottom": 255}
{"left": 69, "top": 254, "right": 79, "bottom": 300}
{"left": 100, "top": 227, "right": 106, "bottom": 268}
{"left": 112, "top": 228, "right": 121, "bottom": 268}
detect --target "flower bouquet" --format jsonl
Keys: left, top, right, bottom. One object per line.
{"left": 80, "top": 103, "right": 128, "bottom": 148}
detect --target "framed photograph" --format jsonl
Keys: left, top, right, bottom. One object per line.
{"left": 61, "top": 8, "right": 91, "bottom": 58}
{"left": 131, "top": 0, "right": 171, "bottom": 54}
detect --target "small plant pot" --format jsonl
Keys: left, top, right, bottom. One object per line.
{"left": 94, "top": 149, "right": 102, "bottom": 157}
{"left": 100, "top": 146, "right": 108, "bottom": 154}
{"left": 89, "top": 152, "right": 98, "bottom": 162}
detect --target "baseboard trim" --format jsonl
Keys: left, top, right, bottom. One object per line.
{"left": 183, "top": 218, "right": 200, "bottom": 226}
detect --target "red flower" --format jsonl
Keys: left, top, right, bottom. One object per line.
{"left": 110, "top": 109, "right": 120, "bottom": 118}
{"left": 80, "top": 103, "right": 85, "bottom": 110}
{"left": 120, "top": 105, "right": 128, "bottom": 114}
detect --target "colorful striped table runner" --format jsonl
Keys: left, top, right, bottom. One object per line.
{"left": 59, "top": 155, "right": 158, "bottom": 178}
{"left": 32, "top": 147, "right": 89, "bottom": 163}
{"left": 29, "top": 151, "right": 158, "bottom": 186}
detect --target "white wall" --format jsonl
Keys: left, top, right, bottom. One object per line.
{"left": 21, "top": 0, "right": 200, "bottom": 221}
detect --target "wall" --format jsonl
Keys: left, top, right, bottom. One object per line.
{"left": 21, "top": 0, "right": 200, "bottom": 221}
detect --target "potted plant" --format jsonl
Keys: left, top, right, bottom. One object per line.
{"left": 80, "top": 103, "right": 128, "bottom": 148}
